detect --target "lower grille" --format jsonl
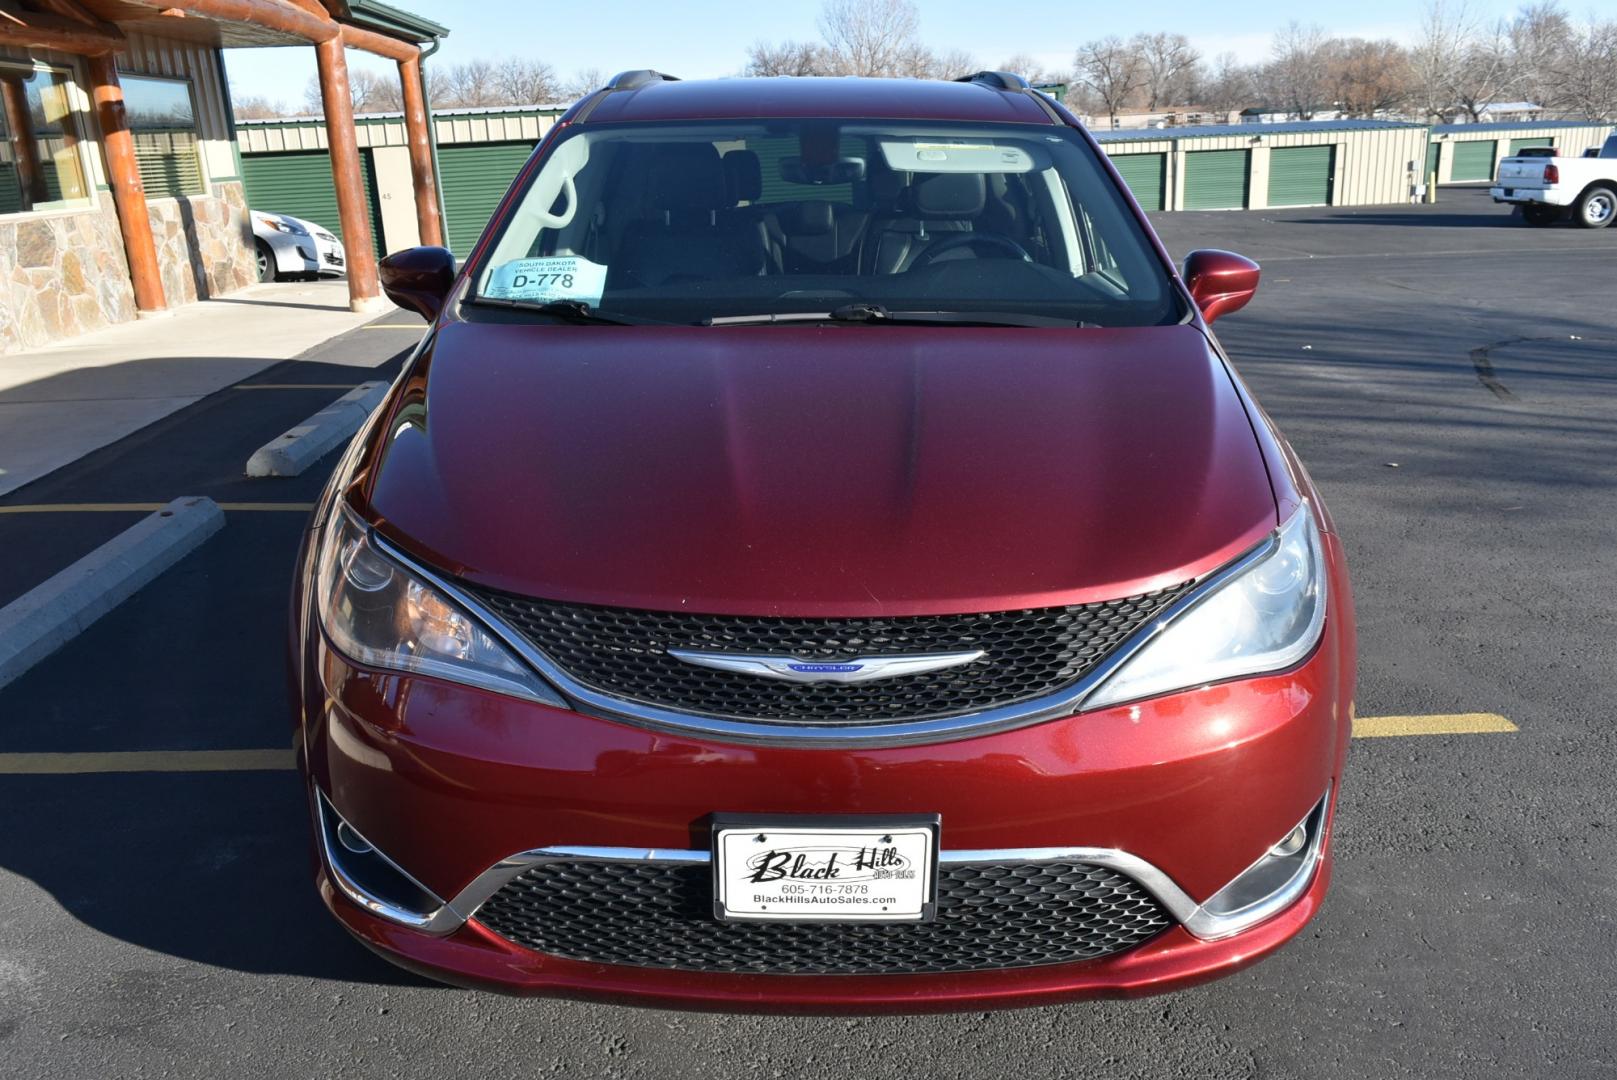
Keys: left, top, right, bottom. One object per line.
{"left": 474, "top": 858, "right": 1173, "bottom": 975}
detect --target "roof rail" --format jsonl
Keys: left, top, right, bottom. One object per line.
{"left": 954, "top": 71, "right": 1031, "bottom": 91}
{"left": 606, "top": 70, "right": 681, "bottom": 91}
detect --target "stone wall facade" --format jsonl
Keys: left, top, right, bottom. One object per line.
{"left": 0, "top": 202, "right": 138, "bottom": 354}
{"left": 0, "top": 181, "right": 258, "bottom": 357}
{"left": 147, "top": 180, "right": 258, "bottom": 305}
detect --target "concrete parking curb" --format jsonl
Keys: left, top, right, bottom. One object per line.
{"left": 245, "top": 381, "right": 388, "bottom": 478}
{"left": 0, "top": 497, "right": 225, "bottom": 691}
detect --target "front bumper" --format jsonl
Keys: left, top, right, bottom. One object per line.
{"left": 295, "top": 527, "right": 1354, "bottom": 1009}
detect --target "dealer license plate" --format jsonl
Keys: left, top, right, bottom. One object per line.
{"left": 712, "top": 815, "right": 939, "bottom": 923}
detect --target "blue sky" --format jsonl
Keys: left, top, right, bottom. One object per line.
{"left": 222, "top": 0, "right": 1533, "bottom": 108}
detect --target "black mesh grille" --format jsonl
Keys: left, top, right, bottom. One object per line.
{"left": 466, "top": 584, "right": 1192, "bottom": 724}
{"left": 474, "top": 859, "right": 1172, "bottom": 975}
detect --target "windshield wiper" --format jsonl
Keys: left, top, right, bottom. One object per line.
{"left": 705, "top": 304, "right": 1097, "bottom": 329}
{"left": 468, "top": 297, "right": 674, "bottom": 325}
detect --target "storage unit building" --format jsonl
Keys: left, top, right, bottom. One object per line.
{"left": 239, "top": 104, "right": 562, "bottom": 256}
{"left": 1430, "top": 122, "right": 1614, "bottom": 184}
{"left": 1095, "top": 120, "right": 1429, "bottom": 212}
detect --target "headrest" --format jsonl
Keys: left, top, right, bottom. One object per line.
{"left": 781, "top": 201, "right": 836, "bottom": 236}
{"left": 722, "top": 150, "right": 762, "bottom": 204}
{"left": 910, "top": 172, "right": 986, "bottom": 217}
{"left": 649, "top": 144, "right": 727, "bottom": 213}
{"left": 868, "top": 170, "right": 905, "bottom": 203}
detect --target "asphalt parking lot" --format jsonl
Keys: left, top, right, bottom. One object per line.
{"left": 1, "top": 185, "right": 1613, "bottom": 1078}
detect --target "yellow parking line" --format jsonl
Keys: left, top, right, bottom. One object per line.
{"left": 0, "top": 749, "right": 295, "bottom": 774}
{"left": 234, "top": 383, "right": 360, "bottom": 391}
{"left": 0, "top": 502, "right": 313, "bottom": 514}
{"left": 1353, "top": 713, "right": 1518, "bottom": 738}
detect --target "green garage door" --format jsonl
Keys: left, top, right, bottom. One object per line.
{"left": 1509, "top": 137, "right": 1553, "bottom": 154}
{"left": 1450, "top": 140, "right": 1498, "bottom": 181}
{"left": 440, "top": 142, "right": 536, "bottom": 256}
{"left": 241, "top": 149, "right": 383, "bottom": 255}
{"left": 1109, "top": 152, "right": 1166, "bottom": 211}
{"left": 1267, "top": 145, "right": 1335, "bottom": 207}
{"left": 1183, "top": 149, "right": 1250, "bottom": 210}
{"left": 1426, "top": 142, "right": 1441, "bottom": 184}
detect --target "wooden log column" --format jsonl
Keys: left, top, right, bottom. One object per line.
{"left": 313, "top": 36, "right": 381, "bottom": 310}
{"left": 397, "top": 55, "right": 443, "bottom": 248}
{"left": 86, "top": 54, "right": 166, "bottom": 313}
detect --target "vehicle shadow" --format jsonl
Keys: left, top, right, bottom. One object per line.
{"left": 0, "top": 768, "right": 438, "bottom": 988}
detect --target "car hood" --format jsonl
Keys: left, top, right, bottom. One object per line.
{"left": 254, "top": 211, "right": 333, "bottom": 238}
{"left": 366, "top": 322, "right": 1277, "bottom": 617}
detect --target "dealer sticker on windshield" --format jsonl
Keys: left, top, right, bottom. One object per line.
{"left": 712, "top": 816, "right": 939, "bottom": 923}
{"left": 485, "top": 255, "right": 608, "bottom": 305}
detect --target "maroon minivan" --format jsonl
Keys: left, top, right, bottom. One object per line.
{"left": 290, "top": 71, "right": 1355, "bottom": 1011}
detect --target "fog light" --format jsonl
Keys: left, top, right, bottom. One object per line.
{"left": 336, "top": 821, "right": 374, "bottom": 855}
{"left": 1184, "top": 789, "right": 1330, "bottom": 941}
{"left": 316, "top": 791, "right": 446, "bottom": 931}
{"left": 1270, "top": 823, "right": 1308, "bottom": 857}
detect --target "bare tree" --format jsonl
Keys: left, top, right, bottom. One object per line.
{"left": 1132, "top": 32, "right": 1200, "bottom": 110}
{"left": 746, "top": 40, "right": 827, "bottom": 77}
{"left": 1073, "top": 37, "right": 1143, "bottom": 125}
{"left": 1198, "top": 53, "right": 1254, "bottom": 122}
{"left": 997, "top": 53, "right": 1066, "bottom": 87}
{"left": 304, "top": 67, "right": 401, "bottom": 114}
{"left": 429, "top": 59, "right": 501, "bottom": 107}
{"left": 1325, "top": 39, "right": 1413, "bottom": 117}
{"left": 563, "top": 68, "right": 607, "bottom": 99}
{"left": 1450, "top": 19, "right": 1518, "bottom": 121}
{"left": 1411, "top": 0, "right": 1469, "bottom": 119}
{"left": 819, "top": 0, "right": 922, "bottom": 76}
{"left": 1547, "top": 16, "right": 1617, "bottom": 119}
{"left": 491, "top": 57, "right": 560, "bottom": 105}
{"left": 232, "top": 93, "right": 288, "bottom": 121}
{"left": 1510, "top": 2, "right": 1574, "bottom": 108}
{"left": 1260, "top": 22, "right": 1332, "bottom": 119}
{"left": 922, "top": 47, "right": 980, "bottom": 81}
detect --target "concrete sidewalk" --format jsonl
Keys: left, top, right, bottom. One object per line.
{"left": 0, "top": 279, "right": 394, "bottom": 498}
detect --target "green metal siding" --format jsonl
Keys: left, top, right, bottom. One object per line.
{"left": 1509, "top": 137, "right": 1553, "bottom": 154}
{"left": 240, "top": 150, "right": 383, "bottom": 254}
{"left": 1109, "top": 153, "right": 1166, "bottom": 211}
{"left": 1267, "top": 145, "right": 1334, "bottom": 207}
{"left": 1450, "top": 140, "right": 1497, "bottom": 181}
{"left": 1183, "top": 149, "right": 1250, "bottom": 210}
{"left": 439, "top": 142, "right": 535, "bottom": 255}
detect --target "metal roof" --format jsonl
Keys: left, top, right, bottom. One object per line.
{"left": 1092, "top": 119, "right": 1426, "bottom": 143}
{"left": 1432, "top": 120, "right": 1614, "bottom": 133}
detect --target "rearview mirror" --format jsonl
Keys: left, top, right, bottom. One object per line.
{"left": 379, "top": 246, "right": 456, "bottom": 321}
{"left": 1182, "top": 249, "right": 1261, "bottom": 324}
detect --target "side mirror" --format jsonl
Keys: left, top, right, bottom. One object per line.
{"left": 379, "top": 246, "right": 455, "bottom": 321}
{"left": 1182, "top": 249, "right": 1261, "bottom": 324}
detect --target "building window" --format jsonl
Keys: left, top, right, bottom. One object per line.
{"left": 122, "top": 73, "right": 205, "bottom": 200}
{"left": 0, "top": 64, "right": 90, "bottom": 214}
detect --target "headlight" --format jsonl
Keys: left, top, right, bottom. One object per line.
{"left": 315, "top": 506, "right": 565, "bottom": 706}
{"left": 259, "top": 216, "right": 308, "bottom": 235}
{"left": 1084, "top": 504, "right": 1327, "bottom": 710}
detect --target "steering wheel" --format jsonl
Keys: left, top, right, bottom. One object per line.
{"left": 909, "top": 232, "right": 1032, "bottom": 268}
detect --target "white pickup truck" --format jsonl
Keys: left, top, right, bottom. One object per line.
{"left": 1491, "top": 132, "right": 1617, "bottom": 228}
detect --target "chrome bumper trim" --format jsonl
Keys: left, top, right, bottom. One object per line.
{"left": 319, "top": 788, "right": 1332, "bottom": 945}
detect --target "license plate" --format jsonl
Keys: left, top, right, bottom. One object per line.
{"left": 712, "top": 815, "right": 939, "bottom": 923}
{"left": 1504, "top": 188, "right": 1515, "bottom": 197}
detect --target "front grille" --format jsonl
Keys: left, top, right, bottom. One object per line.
{"left": 474, "top": 859, "right": 1172, "bottom": 975}
{"left": 467, "top": 584, "right": 1191, "bottom": 724}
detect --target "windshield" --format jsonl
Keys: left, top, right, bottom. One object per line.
{"left": 469, "top": 119, "right": 1180, "bottom": 327}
